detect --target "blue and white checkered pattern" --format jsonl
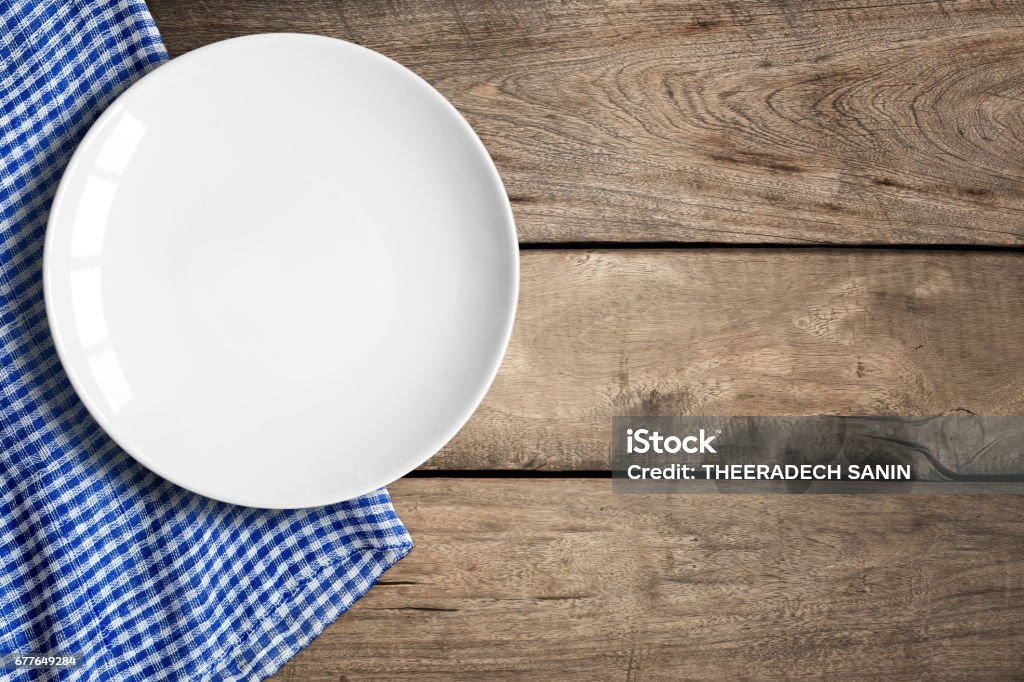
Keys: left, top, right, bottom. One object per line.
{"left": 0, "top": 2, "right": 413, "bottom": 679}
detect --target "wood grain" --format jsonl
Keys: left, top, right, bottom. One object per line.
{"left": 269, "top": 478, "right": 1024, "bottom": 680}
{"left": 148, "top": 0, "right": 1024, "bottom": 244}
{"left": 147, "top": 4, "right": 1024, "bottom": 678}
{"left": 435, "top": 249, "right": 1024, "bottom": 471}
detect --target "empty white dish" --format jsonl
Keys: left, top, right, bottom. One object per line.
{"left": 45, "top": 33, "right": 518, "bottom": 508}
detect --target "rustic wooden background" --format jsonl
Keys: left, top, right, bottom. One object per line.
{"left": 149, "top": 1, "right": 1024, "bottom": 678}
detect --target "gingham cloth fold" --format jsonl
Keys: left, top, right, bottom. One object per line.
{"left": 0, "top": 2, "right": 413, "bottom": 679}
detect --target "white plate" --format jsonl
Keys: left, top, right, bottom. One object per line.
{"left": 45, "top": 34, "right": 518, "bottom": 508}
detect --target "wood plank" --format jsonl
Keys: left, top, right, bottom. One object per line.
{"left": 148, "top": 0, "right": 1024, "bottom": 244}
{"left": 435, "top": 249, "right": 1024, "bottom": 470}
{"left": 269, "top": 478, "right": 1024, "bottom": 680}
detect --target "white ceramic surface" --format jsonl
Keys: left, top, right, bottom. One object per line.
{"left": 45, "top": 34, "right": 518, "bottom": 508}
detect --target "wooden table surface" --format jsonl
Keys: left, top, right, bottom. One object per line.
{"left": 148, "top": 1, "right": 1024, "bottom": 678}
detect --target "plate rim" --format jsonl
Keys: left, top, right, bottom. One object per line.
{"left": 43, "top": 32, "right": 520, "bottom": 508}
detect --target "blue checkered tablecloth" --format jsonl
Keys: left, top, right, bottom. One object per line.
{"left": 0, "top": 2, "right": 413, "bottom": 679}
